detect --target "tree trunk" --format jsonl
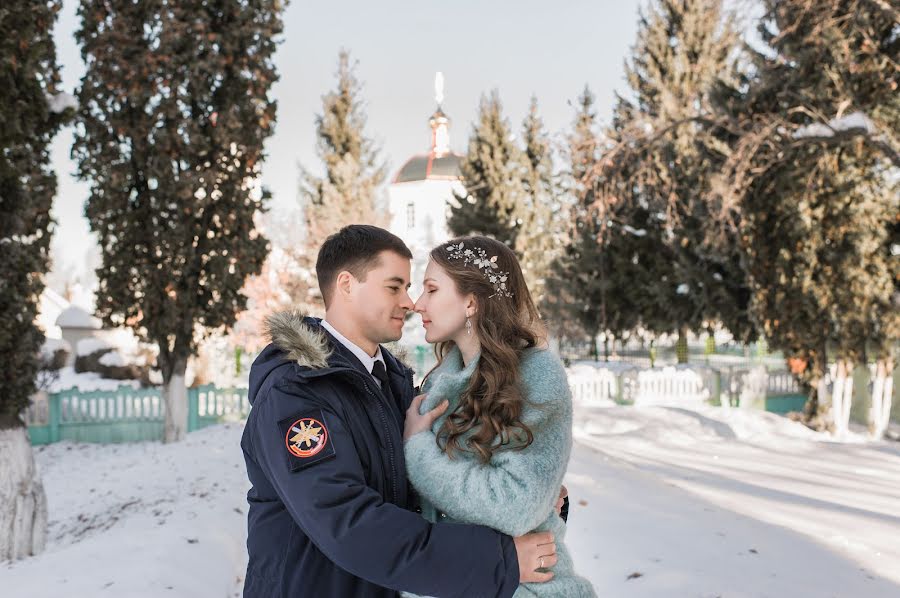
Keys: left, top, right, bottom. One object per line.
{"left": 870, "top": 357, "right": 894, "bottom": 440}
{"left": 162, "top": 356, "right": 189, "bottom": 443}
{"left": 0, "top": 420, "right": 47, "bottom": 561}
{"left": 831, "top": 359, "right": 853, "bottom": 439}
{"left": 676, "top": 328, "right": 688, "bottom": 364}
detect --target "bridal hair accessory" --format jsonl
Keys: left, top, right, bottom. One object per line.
{"left": 445, "top": 242, "right": 513, "bottom": 298}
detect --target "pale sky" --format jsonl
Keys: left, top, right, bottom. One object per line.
{"left": 48, "top": 0, "right": 645, "bottom": 285}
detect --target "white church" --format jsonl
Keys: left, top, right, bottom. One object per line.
{"left": 387, "top": 74, "right": 465, "bottom": 292}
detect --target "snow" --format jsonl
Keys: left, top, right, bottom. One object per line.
{"left": 567, "top": 404, "right": 900, "bottom": 596}
{"left": 3, "top": 408, "right": 899, "bottom": 597}
{"left": 676, "top": 283, "right": 689, "bottom": 295}
{"left": 794, "top": 111, "right": 875, "bottom": 139}
{"left": 622, "top": 224, "right": 648, "bottom": 237}
{"left": 98, "top": 351, "right": 125, "bottom": 367}
{"left": 45, "top": 92, "right": 78, "bottom": 113}
{"left": 56, "top": 306, "right": 101, "bottom": 330}
{"left": 46, "top": 367, "right": 139, "bottom": 394}
{"left": 75, "top": 337, "right": 110, "bottom": 357}
{"left": 37, "top": 289, "right": 70, "bottom": 340}
{"left": 1, "top": 425, "right": 247, "bottom": 597}
{"left": 39, "top": 338, "right": 71, "bottom": 360}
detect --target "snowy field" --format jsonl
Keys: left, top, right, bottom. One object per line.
{"left": 3, "top": 406, "right": 900, "bottom": 598}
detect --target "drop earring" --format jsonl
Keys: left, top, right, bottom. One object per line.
{"left": 465, "top": 315, "right": 472, "bottom": 335}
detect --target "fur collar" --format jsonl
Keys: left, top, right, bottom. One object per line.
{"left": 263, "top": 310, "right": 331, "bottom": 369}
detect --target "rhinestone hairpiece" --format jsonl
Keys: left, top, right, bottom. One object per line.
{"left": 445, "top": 242, "right": 513, "bottom": 298}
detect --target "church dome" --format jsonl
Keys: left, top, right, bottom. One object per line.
{"left": 392, "top": 72, "right": 463, "bottom": 185}
{"left": 393, "top": 153, "right": 463, "bottom": 184}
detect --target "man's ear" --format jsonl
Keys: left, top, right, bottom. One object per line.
{"left": 335, "top": 270, "right": 355, "bottom": 300}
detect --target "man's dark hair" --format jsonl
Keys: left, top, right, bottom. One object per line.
{"left": 316, "top": 225, "right": 413, "bottom": 307}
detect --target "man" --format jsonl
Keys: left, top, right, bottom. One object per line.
{"left": 241, "top": 225, "right": 557, "bottom": 597}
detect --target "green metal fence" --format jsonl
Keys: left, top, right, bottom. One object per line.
{"left": 26, "top": 384, "right": 249, "bottom": 445}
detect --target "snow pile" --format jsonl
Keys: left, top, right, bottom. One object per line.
{"left": 45, "top": 367, "right": 140, "bottom": 393}
{"left": 39, "top": 338, "right": 71, "bottom": 360}
{"left": 75, "top": 337, "right": 111, "bottom": 357}
{"left": 98, "top": 351, "right": 126, "bottom": 367}
{"left": 55, "top": 306, "right": 101, "bottom": 330}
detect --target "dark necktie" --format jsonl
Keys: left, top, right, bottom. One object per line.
{"left": 371, "top": 360, "right": 396, "bottom": 406}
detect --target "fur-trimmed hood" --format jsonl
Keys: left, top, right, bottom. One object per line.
{"left": 263, "top": 309, "right": 332, "bottom": 369}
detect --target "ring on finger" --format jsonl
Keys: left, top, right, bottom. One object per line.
{"left": 539, "top": 556, "right": 544, "bottom": 569}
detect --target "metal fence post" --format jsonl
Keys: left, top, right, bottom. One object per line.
{"left": 187, "top": 387, "right": 199, "bottom": 433}
{"left": 48, "top": 392, "right": 60, "bottom": 443}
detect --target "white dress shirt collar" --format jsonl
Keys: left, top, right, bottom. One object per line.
{"left": 321, "top": 319, "right": 385, "bottom": 383}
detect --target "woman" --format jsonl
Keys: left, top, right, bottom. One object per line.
{"left": 403, "top": 236, "right": 596, "bottom": 598}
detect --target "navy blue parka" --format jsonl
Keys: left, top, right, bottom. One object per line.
{"left": 241, "top": 311, "right": 520, "bottom": 598}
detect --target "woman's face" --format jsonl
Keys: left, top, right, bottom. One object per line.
{"left": 414, "top": 259, "right": 471, "bottom": 344}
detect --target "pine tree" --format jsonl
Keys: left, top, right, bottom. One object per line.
{"left": 595, "top": 0, "right": 753, "bottom": 361}
{"left": 717, "top": 0, "right": 899, "bottom": 427}
{"left": 516, "top": 96, "right": 557, "bottom": 303}
{"left": 297, "top": 50, "right": 387, "bottom": 307}
{"left": 448, "top": 90, "right": 526, "bottom": 247}
{"left": 73, "top": 0, "right": 283, "bottom": 442}
{"left": 0, "top": 0, "right": 72, "bottom": 559}
{"left": 547, "top": 87, "right": 644, "bottom": 358}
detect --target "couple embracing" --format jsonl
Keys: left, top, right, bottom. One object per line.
{"left": 240, "top": 225, "right": 595, "bottom": 598}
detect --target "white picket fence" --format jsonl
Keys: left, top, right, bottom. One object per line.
{"left": 565, "top": 362, "right": 802, "bottom": 408}
{"left": 630, "top": 367, "right": 713, "bottom": 406}
{"left": 567, "top": 364, "right": 619, "bottom": 406}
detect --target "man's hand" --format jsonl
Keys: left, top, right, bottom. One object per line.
{"left": 514, "top": 531, "right": 557, "bottom": 583}
{"left": 554, "top": 485, "right": 568, "bottom": 517}
{"left": 403, "top": 394, "right": 448, "bottom": 440}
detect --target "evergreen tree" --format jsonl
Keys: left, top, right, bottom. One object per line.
{"left": 548, "top": 87, "right": 644, "bottom": 358}
{"left": 516, "top": 96, "right": 557, "bottom": 303}
{"left": 448, "top": 90, "right": 525, "bottom": 247}
{"left": 73, "top": 0, "right": 284, "bottom": 442}
{"left": 297, "top": 50, "right": 387, "bottom": 308}
{"left": 0, "top": 0, "right": 72, "bottom": 559}
{"left": 717, "top": 0, "right": 899, "bottom": 425}
{"left": 598, "top": 0, "right": 753, "bottom": 360}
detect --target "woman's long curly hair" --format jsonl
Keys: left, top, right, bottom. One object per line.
{"left": 425, "top": 235, "right": 547, "bottom": 464}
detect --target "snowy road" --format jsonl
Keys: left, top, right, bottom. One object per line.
{"left": 565, "top": 405, "right": 900, "bottom": 597}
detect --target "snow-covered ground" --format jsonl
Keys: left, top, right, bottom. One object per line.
{"left": 1, "top": 424, "right": 249, "bottom": 598}
{"left": 3, "top": 407, "right": 900, "bottom": 597}
{"left": 566, "top": 405, "right": 900, "bottom": 597}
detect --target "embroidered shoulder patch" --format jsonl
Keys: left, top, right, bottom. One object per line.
{"left": 278, "top": 409, "right": 336, "bottom": 472}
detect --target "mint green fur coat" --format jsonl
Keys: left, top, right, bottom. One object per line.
{"left": 402, "top": 347, "right": 596, "bottom": 598}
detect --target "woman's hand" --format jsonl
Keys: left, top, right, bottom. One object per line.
{"left": 403, "top": 394, "right": 449, "bottom": 440}
{"left": 514, "top": 531, "right": 557, "bottom": 583}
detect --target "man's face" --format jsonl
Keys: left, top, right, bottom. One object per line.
{"left": 348, "top": 250, "right": 414, "bottom": 345}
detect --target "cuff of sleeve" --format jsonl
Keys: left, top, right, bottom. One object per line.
{"left": 497, "top": 532, "right": 520, "bottom": 598}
